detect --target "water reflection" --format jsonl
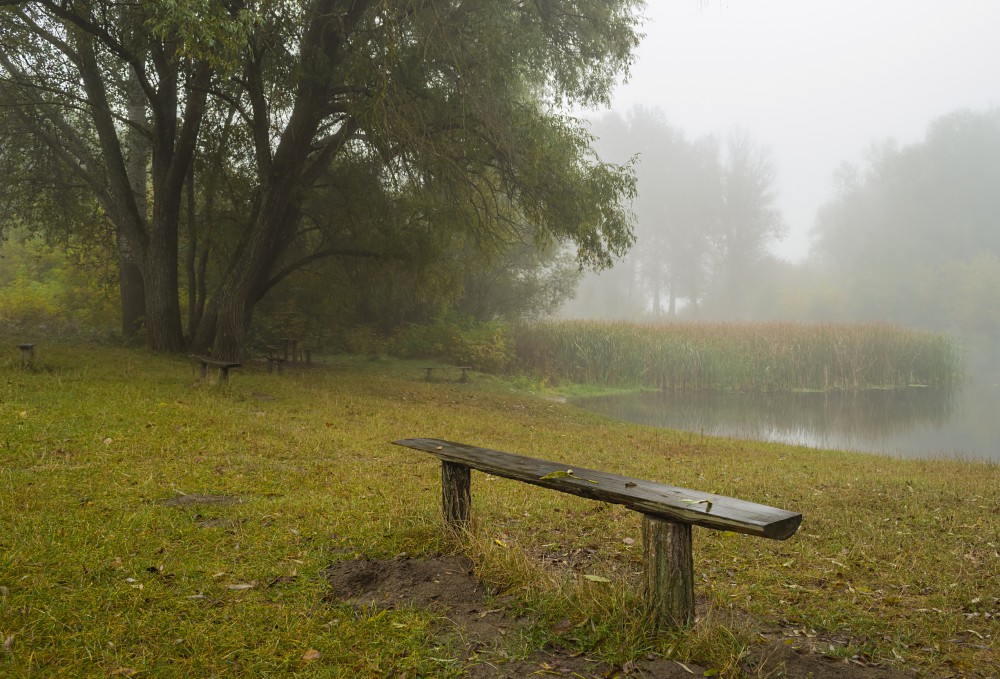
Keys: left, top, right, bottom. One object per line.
{"left": 573, "top": 382, "right": 1000, "bottom": 461}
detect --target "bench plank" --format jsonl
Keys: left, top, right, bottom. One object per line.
{"left": 393, "top": 438, "right": 801, "bottom": 540}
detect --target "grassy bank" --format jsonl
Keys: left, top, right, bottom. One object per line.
{"left": 0, "top": 344, "right": 996, "bottom": 676}
{"left": 515, "top": 321, "right": 962, "bottom": 392}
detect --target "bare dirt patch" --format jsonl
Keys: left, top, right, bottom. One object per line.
{"left": 322, "top": 555, "right": 914, "bottom": 678}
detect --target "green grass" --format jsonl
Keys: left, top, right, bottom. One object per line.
{"left": 0, "top": 344, "right": 996, "bottom": 676}
{"left": 514, "top": 320, "right": 963, "bottom": 392}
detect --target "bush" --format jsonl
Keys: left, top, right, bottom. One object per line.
{"left": 387, "top": 317, "right": 515, "bottom": 373}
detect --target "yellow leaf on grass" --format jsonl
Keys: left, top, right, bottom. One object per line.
{"left": 583, "top": 574, "right": 612, "bottom": 583}
{"left": 302, "top": 649, "right": 321, "bottom": 662}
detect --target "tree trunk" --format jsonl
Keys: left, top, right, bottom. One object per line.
{"left": 121, "top": 70, "right": 148, "bottom": 342}
{"left": 143, "top": 201, "right": 186, "bottom": 352}
{"left": 117, "top": 233, "right": 146, "bottom": 341}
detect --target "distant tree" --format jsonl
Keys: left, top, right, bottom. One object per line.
{"left": 566, "top": 108, "right": 721, "bottom": 319}
{"left": 812, "top": 108, "right": 1000, "bottom": 332}
{"left": 708, "top": 128, "right": 785, "bottom": 317}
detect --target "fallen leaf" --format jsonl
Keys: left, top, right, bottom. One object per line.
{"left": 681, "top": 498, "right": 713, "bottom": 510}
{"left": 552, "top": 618, "right": 573, "bottom": 634}
{"left": 622, "top": 537, "right": 635, "bottom": 546}
{"left": 18, "top": 411, "right": 27, "bottom": 419}
{"left": 583, "top": 574, "right": 612, "bottom": 583}
{"left": 3, "top": 635, "right": 13, "bottom": 653}
{"left": 624, "top": 481, "right": 637, "bottom": 488}
{"left": 110, "top": 668, "right": 138, "bottom": 676}
{"left": 103, "top": 437, "right": 113, "bottom": 446}
{"left": 540, "top": 469, "right": 599, "bottom": 484}
{"left": 301, "top": 649, "right": 321, "bottom": 662}
{"left": 227, "top": 582, "right": 256, "bottom": 590}
{"left": 675, "top": 661, "right": 695, "bottom": 674}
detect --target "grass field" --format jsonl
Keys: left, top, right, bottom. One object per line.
{"left": 0, "top": 344, "right": 996, "bottom": 676}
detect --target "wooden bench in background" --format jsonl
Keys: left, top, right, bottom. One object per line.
{"left": 393, "top": 437, "right": 802, "bottom": 629}
{"left": 273, "top": 338, "right": 312, "bottom": 367}
{"left": 265, "top": 345, "right": 286, "bottom": 373}
{"left": 191, "top": 355, "right": 241, "bottom": 383}
{"left": 423, "top": 366, "right": 473, "bottom": 383}
{"left": 18, "top": 343, "right": 36, "bottom": 366}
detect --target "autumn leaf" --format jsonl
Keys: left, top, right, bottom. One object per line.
{"left": 552, "top": 618, "right": 573, "bottom": 635}
{"left": 539, "top": 469, "right": 599, "bottom": 484}
{"left": 583, "top": 574, "right": 612, "bottom": 583}
{"left": 227, "top": 582, "right": 257, "bottom": 590}
{"left": 301, "top": 649, "right": 321, "bottom": 662}
{"left": 681, "top": 498, "right": 713, "bottom": 510}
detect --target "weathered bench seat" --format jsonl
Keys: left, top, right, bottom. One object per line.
{"left": 394, "top": 437, "right": 802, "bottom": 628}
{"left": 191, "top": 355, "right": 241, "bottom": 383}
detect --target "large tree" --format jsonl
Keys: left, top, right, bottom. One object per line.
{"left": 1, "top": 0, "right": 641, "bottom": 360}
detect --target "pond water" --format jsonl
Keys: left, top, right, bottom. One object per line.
{"left": 572, "top": 379, "right": 1000, "bottom": 463}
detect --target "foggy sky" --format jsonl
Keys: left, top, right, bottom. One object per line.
{"left": 605, "top": 0, "right": 1000, "bottom": 261}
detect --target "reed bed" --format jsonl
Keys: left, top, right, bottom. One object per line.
{"left": 514, "top": 320, "right": 962, "bottom": 391}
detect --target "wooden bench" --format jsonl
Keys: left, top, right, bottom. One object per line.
{"left": 265, "top": 346, "right": 286, "bottom": 373}
{"left": 393, "top": 438, "right": 802, "bottom": 629}
{"left": 424, "top": 366, "right": 473, "bottom": 383}
{"left": 191, "top": 355, "right": 241, "bottom": 383}
{"left": 18, "top": 343, "right": 36, "bottom": 365}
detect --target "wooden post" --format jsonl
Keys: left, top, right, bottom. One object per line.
{"left": 642, "top": 514, "right": 694, "bottom": 628}
{"left": 441, "top": 461, "right": 471, "bottom": 527}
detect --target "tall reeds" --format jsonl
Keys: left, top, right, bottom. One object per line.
{"left": 514, "top": 321, "right": 962, "bottom": 392}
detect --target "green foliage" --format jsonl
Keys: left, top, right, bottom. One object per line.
{"left": 514, "top": 320, "right": 962, "bottom": 391}
{"left": 388, "top": 317, "right": 515, "bottom": 373}
{"left": 0, "top": 232, "right": 118, "bottom": 341}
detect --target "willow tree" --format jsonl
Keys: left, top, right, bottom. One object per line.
{"left": 1, "top": 0, "right": 641, "bottom": 360}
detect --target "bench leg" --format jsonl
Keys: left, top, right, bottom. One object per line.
{"left": 441, "top": 461, "right": 471, "bottom": 527}
{"left": 218, "top": 367, "right": 229, "bottom": 384}
{"left": 200, "top": 362, "right": 209, "bottom": 379}
{"left": 642, "top": 515, "right": 695, "bottom": 628}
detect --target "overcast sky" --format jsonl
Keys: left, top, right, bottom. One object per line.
{"left": 603, "top": 0, "right": 1000, "bottom": 261}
